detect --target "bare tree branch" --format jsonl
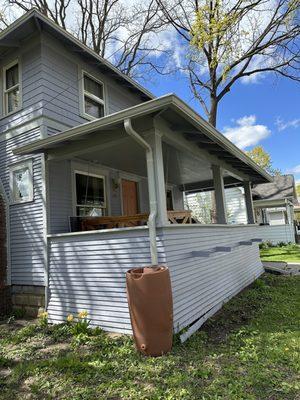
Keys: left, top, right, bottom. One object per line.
{"left": 6, "top": 0, "right": 169, "bottom": 79}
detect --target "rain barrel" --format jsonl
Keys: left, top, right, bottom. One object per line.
{"left": 126, "top": 266, "right": 173, "bottom": 357}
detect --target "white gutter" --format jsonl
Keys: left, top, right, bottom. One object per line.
{"left": 124, "top": 118, "right": 158, "bottom": 265}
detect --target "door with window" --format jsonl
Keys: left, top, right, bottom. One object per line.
{"left": 121, "top": 179, "right": 139, "bottom": 216}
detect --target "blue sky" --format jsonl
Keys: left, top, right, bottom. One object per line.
{"left": 146, "top": 72, "right": 300, "bottom": 183}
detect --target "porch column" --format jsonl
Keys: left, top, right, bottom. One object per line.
{"left": 212, "top": 165, "right": 227, "bottom": 224}
{"left": 286, "top": 201, "right": 294, "bottom": 225}
{"left": 243, "top": 181, "right": 255, "bottom": 224}
{"left": 146, "top": 131, "right": 169, "bottom": 226}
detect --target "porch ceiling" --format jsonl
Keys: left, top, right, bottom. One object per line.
{"left": 13, "top": 94, "right": 272, "bottom": 185}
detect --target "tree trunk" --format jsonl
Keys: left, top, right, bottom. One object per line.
{"left": 208, "top": 96, "right": 218, "bottom": 127}
{"left": 209, "top": 95, "right": 218, "bottom": 222}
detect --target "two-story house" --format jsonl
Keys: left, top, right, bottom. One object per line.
{"left": 0, "top": 10, "right": 272, "bottom": 339}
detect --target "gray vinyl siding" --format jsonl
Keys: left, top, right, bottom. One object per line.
{"left": 41, "top": 43, "right": 85, "bottom": 127}
{"left": 48, "top": 160, "right": 73, "bottom": 234}
{"left": 47, "top": 225, "right": 263, "bottom": 334}
{"left": 257, "top": 224, "right": 295, "bottom": 244}
{"left": 160, "top": 226, "right": 263, "bottom": 332}
{"left": 0, "top": 43, "right": 43, "bottom": 133}
{"left": 0, "top": 129, "right": 45, "bottom": 285}
{"left": 40, "top": 33, "right": 143, "bottom": 132}
{"left": 47, "top": 228, "right": 165, "bottom": 333}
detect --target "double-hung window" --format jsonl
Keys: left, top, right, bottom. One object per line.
{"left": 10, "top": 160, "right": 33, "bottom": 204}
{"left": 82, "top": 72, "right": 105, "bottom": 119}
{"left": 4, "top": 60, "right": 21, "bottom": 115}
{"left": 75, "top": 172, "right": 106, "bottom": 216}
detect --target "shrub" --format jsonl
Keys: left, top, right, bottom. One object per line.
{"left": 277, "top": 241, "right": 287, "bottom": 247}
{"left": 259, "top": 241, "right": 272, "bottom": 250}
{"left": 266, "top": 240, "right": 274, "bottom": 248}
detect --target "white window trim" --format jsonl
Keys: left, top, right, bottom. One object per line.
{"left": 80, "top": 70, "right": 106, "bottom": 120}
{"left": 9, "top": 159, "right": 33, "bottom": 204}
{"left": 3, "top": 58, "right": 22, "bottom": 117}
{"left": 74, "top": 170, "right": 107, "bottom": 215}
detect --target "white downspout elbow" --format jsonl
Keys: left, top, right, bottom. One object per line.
{"left": 124, "top": 118, "right": 158, "bottom": 265}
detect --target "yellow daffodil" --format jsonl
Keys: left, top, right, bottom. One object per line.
{"left": 38, "top": 311, "right": 48, "bottom": 318}
{"left": 78, "top": 310, "right": 88, "bottom": 319}
{"left": 67, "top": 314, "right": 74, "bottom": 322}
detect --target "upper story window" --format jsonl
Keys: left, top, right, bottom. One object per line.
{"left": 82, "top": 72, "right": 105, "bottom": 119}
{"left": 3, "top": 60, "right": 21, "bottom": 115}
{"left": 9, "top": 160, "right": 33, "bottom": 204}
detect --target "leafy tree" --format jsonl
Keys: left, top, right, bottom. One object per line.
{"left": 296, "top": 183, "right": 300, "bottom": 197}
{"left": 247, "top": 146, "right": 281, "bottom": 175}
{"left": 157, "top": 0, "right": 300, "bottom": 126}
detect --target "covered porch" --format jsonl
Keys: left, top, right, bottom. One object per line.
{"left": 14, "top": 94, "right": 272, "bottom": 338}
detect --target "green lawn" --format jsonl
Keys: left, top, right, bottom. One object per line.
{"left": 0, "top": 274, "right": 300, "bottom": 400}
{"left": 260, "top": 244, "right": 300, "bottom": 263}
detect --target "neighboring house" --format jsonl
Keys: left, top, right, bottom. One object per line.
{"left": 252, "top": 175, "right": 297, "bottom": 244}
{"left": 0, "top": 10, "right": 272, "bottom": 338}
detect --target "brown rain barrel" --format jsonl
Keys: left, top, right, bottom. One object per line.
{"left": 126, "top": 266, "right": 173, "bottom": 357}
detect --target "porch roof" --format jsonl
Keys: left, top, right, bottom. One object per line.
{"left": 14, "top": 94, "right": 272, "bottom": 184}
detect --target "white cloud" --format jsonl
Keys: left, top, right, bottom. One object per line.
{"left": 223, "top": 115, "right": 271, "bottom": 150}
{"left": 287, "top": 165, "right": 300, "bottom": 175}
{"left": 275, "top": 117, "right": 300, "bottom": 131}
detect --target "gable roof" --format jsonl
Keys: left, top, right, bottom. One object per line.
{"left": 0, "top": 9, "right": 153, "bottom": 102}
{"left": 252, "top": 175, "right": 296, "bottom": 201}
{"left": 14, "top": 93, "right": 272, "bottom": 184}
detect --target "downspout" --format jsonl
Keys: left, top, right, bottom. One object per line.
{"left": 0, "top": 177, "right": 11, "bottom": 286}
{"left": 124, "top": 118, "right": 158, "bottom": 265}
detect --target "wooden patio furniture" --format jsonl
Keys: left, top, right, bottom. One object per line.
{"left": 80, "top": 210, "right": 193, "bottom": 231}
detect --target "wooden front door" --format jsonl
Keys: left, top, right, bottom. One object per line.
{"left": 121, "top": 179, "right": 138, "bottom": 216}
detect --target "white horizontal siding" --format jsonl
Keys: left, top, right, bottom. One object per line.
{"left": 257, "top": 224, "right": 295, "bottom": 244}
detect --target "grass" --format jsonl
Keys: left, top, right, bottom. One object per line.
{"left": 260, "top": 244, "right": 300, "bottom": 263}
{"left": 0, "top": 274, "right": 299, "bottom": 400}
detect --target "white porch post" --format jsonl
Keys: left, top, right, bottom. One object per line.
{"left": 286, "top": 201, "right": 294, "bottom": 225}
{"left": 212, "top": 165, "right": 227, "bottom": 224}
{"left": 243, "top": 181, "right": 255, "bottom": 224}
{"left": 146, "top": 131, "right": 169, "bottom": 226}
